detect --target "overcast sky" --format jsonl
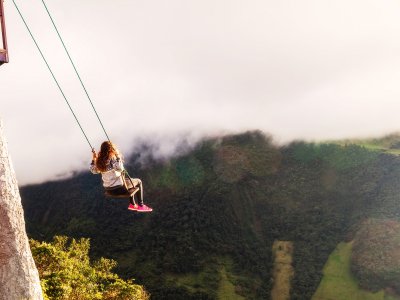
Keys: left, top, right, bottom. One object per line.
{"left": 2, "top": 0, "right": 400, "bottom": 184}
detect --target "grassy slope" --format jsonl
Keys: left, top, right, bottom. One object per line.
{"left": 164, "top": 261, "right": 246, "bottom": 300}
{"left": 341, "top": 142, "right": 400, "bottom": 156}
{"left": 217, "top": 266, "right": 246, "bottom": 300}
{"left": 333, "top": 133, "right": 400, "bottom": 156}
{"left": 312, "top": 242, "right": 385, "bottom": 300}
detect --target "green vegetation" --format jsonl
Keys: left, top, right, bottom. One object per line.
{"left": 334, "top": 133, "right": 400, "bottom": 156}
{"left": 217, "top": 266, "right": 245, "bottom": 300}
{"left": 313, "top": 242, "right": 385, "bottom": 300}
{"left": 30, "top": 236, "right": 148, "bottom": 300}
{"left": 20, "top": 131, "right": 400, "bottom": 299}
{"left": 166, "top": 264, "right": 220, "bottom": 297}
{"left": 351, "top": 219, "right": 400, "bottom": 293}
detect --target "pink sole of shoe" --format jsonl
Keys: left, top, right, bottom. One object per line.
{"left": 137, "top": 208, "right": 153, "bottom": 213}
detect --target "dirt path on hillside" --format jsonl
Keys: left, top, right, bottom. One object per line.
{"left": 271, "top": 241, "right": 294, "bottom": 300}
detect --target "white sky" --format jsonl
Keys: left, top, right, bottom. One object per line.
{"left": 2, "top": 0, "right": 400, "bottom": 184}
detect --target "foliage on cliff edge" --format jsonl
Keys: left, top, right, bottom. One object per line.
{"left": 30, "top": 236, "right": 149, "bottom": 300}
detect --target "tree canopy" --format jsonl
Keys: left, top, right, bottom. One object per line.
{"left": 30, "top": 236, "right": 148, "bottom": 300}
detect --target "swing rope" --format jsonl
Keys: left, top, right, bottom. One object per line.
{"left": 12, "top": 0, "right": 94, "bottom": 150}
{"left": 40, "top": 0, "right": 111, "bottom": 143}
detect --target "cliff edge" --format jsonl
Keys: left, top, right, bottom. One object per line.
{"left": 0, "top": 120, "right": 43, "bottom": 300}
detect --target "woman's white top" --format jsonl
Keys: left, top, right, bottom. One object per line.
{"left": 90, "top": 157, "right": 125, "bottom": 188}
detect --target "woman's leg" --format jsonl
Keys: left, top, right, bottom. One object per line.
{"left": 130, "top": 178, "right": 144, "bottom": 206}
{"left": 125, "top": 177, "right": 151, "bottom": 211}
{"left": 129, "top": 196, "right": 136, "bottom": 206}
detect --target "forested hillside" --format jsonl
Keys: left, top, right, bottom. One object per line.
{"left": 20, "top": 131, "right": 400, "bottom": 299}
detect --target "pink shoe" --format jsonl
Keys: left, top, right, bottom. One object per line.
{"left": 136, "top": 204, "right": 153, "bottom": 213}
{"left": 128, "top": 204, "right": 138, "bottom": 211}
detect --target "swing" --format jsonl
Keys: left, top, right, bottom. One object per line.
{"left": 13, "top": 0, "right": 137, "bottom": 200}
{"left": 104, "top": 187, "right": 139, "bottom": 199}
{"left": 0, "top": 0, "right": 9, "bottom": 65}
{"left": 104, "top": 171, "right": 140, "bottom": 199}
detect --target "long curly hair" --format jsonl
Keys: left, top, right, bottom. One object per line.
{"left": 95, "top": 141, "right": 121, "bottom": 172}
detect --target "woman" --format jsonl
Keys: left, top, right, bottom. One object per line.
{"left": 90, "top": 141, "right": 152, "bottom": 212}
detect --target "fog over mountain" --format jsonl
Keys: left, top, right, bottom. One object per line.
{"left": 2, "top": 0, "right": 400, "bottom": 184}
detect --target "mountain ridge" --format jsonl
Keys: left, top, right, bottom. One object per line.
{"left": 20, "top": 130, "right": 400, "bottom": 299}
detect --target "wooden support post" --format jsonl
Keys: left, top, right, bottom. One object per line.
{"left": 0, "top": 0, "right": 9, "bottom": 64}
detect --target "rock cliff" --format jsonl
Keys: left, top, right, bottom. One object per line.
{"left": 0, "top": 121, "right": 43, "bottom": 300}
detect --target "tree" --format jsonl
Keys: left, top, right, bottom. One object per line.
{"left": 30, "top": 236, "right": 149, "bottom": 300}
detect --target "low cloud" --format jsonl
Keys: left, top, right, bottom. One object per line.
{"left": 3, "top": 0, "right": 400, "bottom": 184}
